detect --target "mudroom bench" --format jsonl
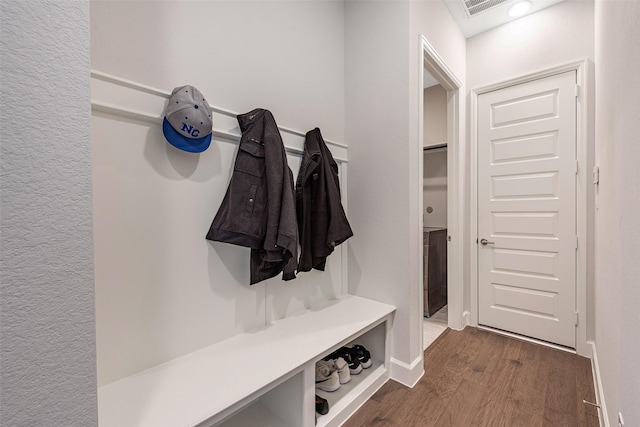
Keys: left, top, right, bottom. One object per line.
{"left": 97, "top": 295, "right": 395, "bottom": 427}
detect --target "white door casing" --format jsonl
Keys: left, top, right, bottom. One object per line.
{"left": 477, "top": 71, "right": 577, "bottom": 348}
{"left": 420, "top": 35, "right": 464, "bottom": 334}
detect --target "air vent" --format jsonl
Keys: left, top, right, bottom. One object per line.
{"left": 460, "top": 0, "right": 510, "bottom": 17}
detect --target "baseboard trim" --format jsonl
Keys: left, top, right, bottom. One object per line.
{"left": 589, "top": 341, "right": 609, "bottom": 427}
{"left": 389, "top": 355, "right": 424, "bottom": 388}
{"left": 462, "top": 310, "right": 471, "bottom": 327}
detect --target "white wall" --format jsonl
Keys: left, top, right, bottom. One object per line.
{"left": 423, "top": 84, "right": 448, "bottom": 228}
{"left": 0, "top": 1, "right": 97, "bottom": 425}
{"left": 91, "top": 1, "right": 347, "bottom": 386}
{"left": 594, "top": 1, "right": 640, "bottom": 425}
{"left": 346, "top": 0, "right": 466, "bottom": 383}
{"left": 411, "top": 0, "right": 467, "bottom": 361}
{"left": 466, "top": 0, "right": 595, "bottom": 325}
{"left": 423, "top": 150, "right": 448, "bottom": 228}
{"left": 466, "top": 0, "right": 595, "bottom": 90}
{"left": 345, "top": 0, "right": 412, "bottom": 366}
{"left": 410, "top": 0, "right": 467, "bottom": 345}
{"left": 91, "top": 0, "right": 344, "bottom": 143}
{"left": 410, "top": 1, "right": 467, "bottom": 84}
{"left": 424, "top": 85, "right": 448, "bottom": 147}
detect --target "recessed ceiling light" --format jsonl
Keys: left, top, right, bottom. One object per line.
{"left": 508, "top": 0, "right": 532, "bottom": 17}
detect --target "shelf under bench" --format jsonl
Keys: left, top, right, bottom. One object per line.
{"left": 98, "top": 295, "right": 396, "bottom": 427}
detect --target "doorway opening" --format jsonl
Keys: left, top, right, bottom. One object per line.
{"left": 418, "top": 36, "right": 463, "bottom": 352}
{"left": 422, "top": 78, "right": 449, "bottom": 349}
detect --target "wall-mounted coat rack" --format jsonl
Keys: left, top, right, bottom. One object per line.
{"left": 90, "top": 70, "right": 349, "bottom": 163}
{"left": 91, "top": 69, "right": 395, "bottom": 427}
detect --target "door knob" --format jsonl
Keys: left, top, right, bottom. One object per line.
{"left": 480, "top": 238, "right": 495, "bottom": 246}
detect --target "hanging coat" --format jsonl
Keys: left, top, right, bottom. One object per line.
{"left": 206, "top": 108, "right": 297, "bottom": 284}
{"left": 296, "top": 128, "right": 353, "bottom": 272}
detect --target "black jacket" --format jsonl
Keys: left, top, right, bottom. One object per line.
{"left": 206, "top": 109, "right": 297, "bottom": 285}
{"left": 296, "top": 128, "right": 353, "bottom": 272}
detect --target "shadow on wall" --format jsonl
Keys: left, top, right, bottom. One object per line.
{"left": 208, "top": 242, "right": 261, "bottom": 332}
{"left": 267, "top": 267, "right": 340, "bottom": 321}
{"left": 347, "top": 244, "right": 362, "bottom": 295}
{"left": 143, "top": 119, "right": 222, "bottom": 182}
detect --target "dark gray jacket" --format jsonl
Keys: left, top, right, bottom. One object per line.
{"left": 206, "top": 109, "right": 297, "bottom": 285}
{"left": 296, "top": 128, "right": 353, "bottom": 272}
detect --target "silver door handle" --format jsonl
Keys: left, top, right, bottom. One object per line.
{"left": 480, "top": 238, "right": 495, "bottom": 246}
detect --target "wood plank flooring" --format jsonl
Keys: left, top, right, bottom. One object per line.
{"left": 343, "top": 327, "right": 600, "bottom": 427}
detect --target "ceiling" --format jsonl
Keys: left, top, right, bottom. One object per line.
{"left": 443, "top": 0, "right": 566, "bottom": 38}
{"left": 423, "top": 0, "right": 566, "bottom": 88}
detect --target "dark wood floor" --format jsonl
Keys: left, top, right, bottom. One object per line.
{"left": 344, "top": 327, "right": 600, "bottom": 427}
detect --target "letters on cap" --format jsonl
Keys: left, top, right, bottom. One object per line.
{"left": 162, "top": 85, "right": 213, "bottom": 153}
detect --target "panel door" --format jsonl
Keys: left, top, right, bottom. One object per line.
{"left": 477, "top": 71, "right": 577, "bottom": 348}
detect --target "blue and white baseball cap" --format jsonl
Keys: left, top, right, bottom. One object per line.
{"left": 162, "top": 85, "right": 213, "bottom": 153}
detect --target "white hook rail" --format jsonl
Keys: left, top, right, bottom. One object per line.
{"left": 90, "top": 70, "right": 348, "bottom": 163}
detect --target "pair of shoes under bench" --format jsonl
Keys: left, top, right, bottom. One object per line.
{"left": 326, "top": 343, "right": 373, "bottom": 376}
{"left": 315, "top": 357, "right": 349, "bottom": 392}
{"left": 349, "top": 344, "right": 373, "bottom": 369}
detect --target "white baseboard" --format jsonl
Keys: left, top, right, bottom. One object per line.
{"left": 463, "top": 310, "right": 471, "bottom": 327}
{"left": 589, "top": 341, "right": 609, "bottom": 427}
{"left": 389, "top": 355, "right": 424, "bottom": 388}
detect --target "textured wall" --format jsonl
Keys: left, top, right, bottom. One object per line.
{"left": 594, "top": 1, "right": 640, "bottom": 425}
{"left": 0, "top": 1, "right": 97, "bottom": 426}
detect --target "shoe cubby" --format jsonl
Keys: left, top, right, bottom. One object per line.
{"left": 314, "top": 321, "right": 391, "bottom": 427}
{"left": 97, "top": 295, "right": 393, "bottom": 427}
{"left": 208, "top": 369, "right": 307, "bottom": 427}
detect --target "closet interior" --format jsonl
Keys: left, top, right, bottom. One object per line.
{"left": 422, "top": 74, "right": 449, "bottom": 349}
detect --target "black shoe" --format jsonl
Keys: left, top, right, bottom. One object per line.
{"left": 350, "top": 344, "right": 372, "bottom": 369}
{"left": 315, "top": 394, "right": 329, "bottom": 415}
{"left": 330, "top": 347, "right": 363, "bottom": 374}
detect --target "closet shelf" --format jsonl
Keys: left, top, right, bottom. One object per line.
{"left": 97, "top": 295, "right": 395, "bottom": 427}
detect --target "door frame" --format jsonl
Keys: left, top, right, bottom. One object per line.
{"left": 419, "top": 36, "right": 464, "bottom": 334}
{"left": 469, "top": 59, "right": 593, "bottom": 356}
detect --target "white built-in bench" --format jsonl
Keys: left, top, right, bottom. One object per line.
{"left": 98, "top": 295, "right": 395, "bottom": 427}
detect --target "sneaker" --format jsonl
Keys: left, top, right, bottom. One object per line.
{"left": 315, "top": 394, "right": 329, "bottom": 415}
{"left": 315, "top": 360, "right": 340, "bottom": 392}
{"left": 350, "top": 344, "right": 373, "bottom": 369}
{"left": 332, "top": 347, "right": 362, "bottom": 375}
{"left": 323, "top": 356, "right": 351, "bottom": 384}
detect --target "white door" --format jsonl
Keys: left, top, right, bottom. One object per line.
{"left": 477, "top": 71, "right": 577, "bottom": 348}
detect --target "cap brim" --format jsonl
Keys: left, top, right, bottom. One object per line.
{"left": 162, "top": 118, "right": 212, "bottom": 153}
